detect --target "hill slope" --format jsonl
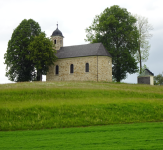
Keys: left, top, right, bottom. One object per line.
{"left": 0, "top": 81, "right": 163, "bottom": 131}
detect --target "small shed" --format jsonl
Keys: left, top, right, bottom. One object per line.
{"left": 137, "top": 69, "right": 154, "bottom": 85}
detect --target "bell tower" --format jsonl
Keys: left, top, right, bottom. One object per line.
{"left": 51, "top": 23, "right": 64, "bottom": 50}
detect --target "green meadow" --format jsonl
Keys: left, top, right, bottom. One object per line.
{"left": 0, "top": 81, "right": 163, "bottom": 149}
{"left": 0, "top": 81, "right": 163, "bottom": 131}
{"left": 0, "top": 122, "right": 163, "bottom": 150}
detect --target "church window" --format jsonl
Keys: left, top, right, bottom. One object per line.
{"left": 60, "top": 40, "right": 62, "bottom": 44}
{"left": 70, "top": 64, "right": 74, "bottom": 73}
{"left": 54, "top": 39, "right": 56, "bottom": 44}
{"left": 85, "top": 63, "right": 89, "bottom": 72}
{"left": 56, "top": 65, "right": 59, "bottom": 75}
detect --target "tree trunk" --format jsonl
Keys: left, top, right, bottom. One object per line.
{"left": 40, "top": 73, "right": 42, "bottom": 81}
{"left": 140, "top": 58, "right": 142, "bottom": 74}
{"left": 138, "top": 41, "right": 142, "bottom": 74}
{"left": 37, "top": 70, "right": 42, "bottom": 81}
{"left": 116, "top": 54, "right": 121, "bottom": 82}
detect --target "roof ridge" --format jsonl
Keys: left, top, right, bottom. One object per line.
{"left": 62, "top": 43, "right": 101, "bottom": 48}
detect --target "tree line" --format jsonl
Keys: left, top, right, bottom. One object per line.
{"left": 4, "top": 5, "right": 154, "bottom": 83}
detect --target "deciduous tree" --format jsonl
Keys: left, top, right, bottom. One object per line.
{"left": 85, "top": 5, "right": 139, "bottom": 82}
{"left": 154, "top": 73, "right": 163, "bottom": 85}
{"left": 134, "top": 15, "right": 153, "bottom": 74}
{"left": 28, "top": 32, "right": 57, "bottom": 81}
{"left": 4, "top": 19, "right": 41, "bottom": 82}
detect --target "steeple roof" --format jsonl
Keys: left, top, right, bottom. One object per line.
{"left": 56, "top": 43, "right": 112, "bottom": 58}
{"left": 51, "top": 24, "right": 64, "bottom": 37}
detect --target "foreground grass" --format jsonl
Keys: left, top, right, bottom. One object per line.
{"left": 0, "top": 122, "right": 163, "bottom": 150}
{"left": 0, "top": 81, "right": 163, "bottom": 131}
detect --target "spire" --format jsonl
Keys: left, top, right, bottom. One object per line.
{"left": 51, "top": 22, "right": 64, "bottom": 37}
{"left": 57, "top": 22, "right": 58, "bottom": 29}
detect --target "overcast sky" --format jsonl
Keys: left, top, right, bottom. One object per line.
{"left": 0, "top": 0, "right": 162, "bottom": 84}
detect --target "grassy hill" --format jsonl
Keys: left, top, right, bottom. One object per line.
{"left": 0, "top": 81, "right": 163, "bottom": 131}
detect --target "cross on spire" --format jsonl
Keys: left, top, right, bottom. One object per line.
{"left": 57, "top": 22, "right": 58, "bottom": 29}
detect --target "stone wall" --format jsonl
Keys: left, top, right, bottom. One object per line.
{"left": 98, "top": 56, "right": 112, "bottom": 82}
{"left": 51, "top": 36, "right": 63, "bottom": 50}
{"left": 46, "top": 56, "right": 112, "bottom": 82}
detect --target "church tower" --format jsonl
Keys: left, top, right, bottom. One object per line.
{"left": 51, "top": 24, "right": 64, "bottom": 50}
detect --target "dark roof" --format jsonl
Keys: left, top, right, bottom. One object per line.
{"left": 51, "top": 27, "right": 64, "bottom": 37}
{"left": 56, "top": 43, "right": 112, "bottom": 58}
{"left": 145, "top": 69, "right": 154, "bottom": 76}
{"left": 139, "top": 69, "right": 154, "bottom": 77}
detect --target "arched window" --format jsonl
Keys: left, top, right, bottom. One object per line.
{"left": 54, "top": 39, "right": 56, "bottom": 44}
{"left": 60, "top": 40, "right": 62, "bottom": 44}
{"left": 85, "top": 63, "right": 89, "bottom": 72}
{"left": 56, "top": 65, "right": 59, "bottom": 75}
{"left": 70, "top": 64, "right": 74, "bottom": 73}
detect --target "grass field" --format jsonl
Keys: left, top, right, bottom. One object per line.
{"left": 1, "top": 81, "right": 163, "bottom": 149}
{"left": 0, "top": 122, "right": 163, "bottom": 150}
{"left": 0, "top": 81, "right": 163, "bottom": 131}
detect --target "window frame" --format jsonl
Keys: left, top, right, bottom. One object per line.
{"left": 70, "top": 64, "right": 74, "bottom": 74}
{"left": 85, "top": 63, "right": 89, "bottom": 72}
{"left": 54, "top": 39, "right": 56, "bottom": 44}
{"left": 55, "top": 65, "right": 59, "bottom": 75}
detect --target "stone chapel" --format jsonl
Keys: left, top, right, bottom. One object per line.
{"left": 46, "top": 25, "right": 112, "bottom": 82}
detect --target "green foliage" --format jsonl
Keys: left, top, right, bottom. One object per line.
{"left": 85, "top": 5, "right": 139, "bottom": 82}
{"left": 154, "top": 72, "right": 163, "bottom": 85}
{"left": 0, "top": 81, "right": 163, "bottom": 131}
{"left": 137, "top": 64, "right": 148, "bottom": 75}
{"left": 0, "top": 122, "right": 163, "bottom": 149}
{"left": 4, "top": 19, "right": 41, "bottom": 82}
{"left": 28, "top": 32, "right": 57, "bottom": 81}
